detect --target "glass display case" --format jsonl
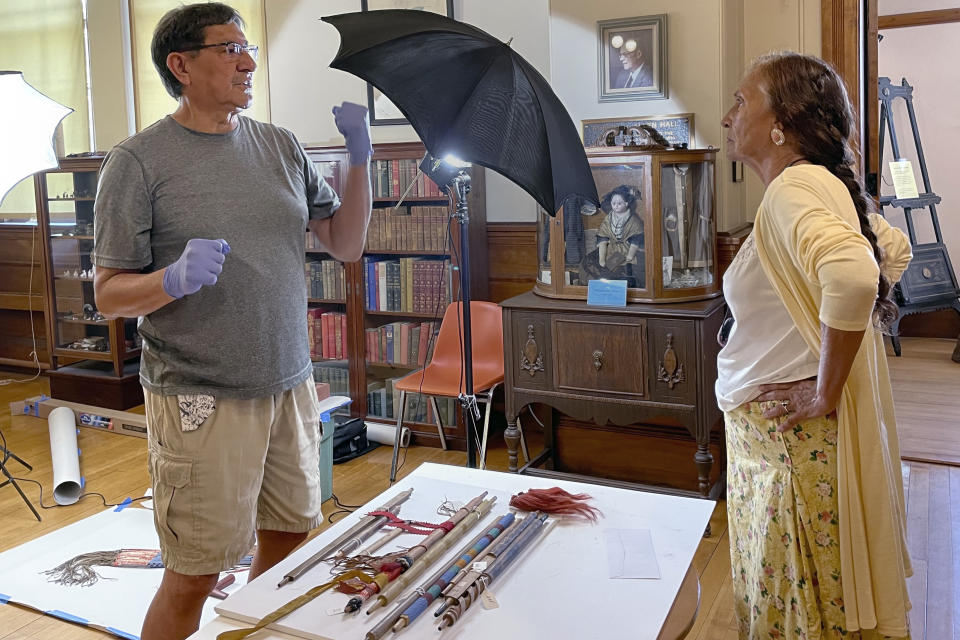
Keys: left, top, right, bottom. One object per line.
{"left": 36, "top": 155, "right": 140, "bottom": 376}
{"left": 534, "top": 147, "right": 720, "bottom": 303}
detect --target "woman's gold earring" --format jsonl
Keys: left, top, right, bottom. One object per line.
{"left": 771, "top": 128, "right": 785, "bottom": 146}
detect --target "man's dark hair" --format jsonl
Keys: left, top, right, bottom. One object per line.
{"left": 151, "top": 2, "right": 245, "bottom": 98}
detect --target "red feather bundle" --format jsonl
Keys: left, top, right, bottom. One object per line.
{"left": 509, "top": 487, "right": 602, "bottom": 522}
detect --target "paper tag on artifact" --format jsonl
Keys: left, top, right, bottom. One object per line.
{"left": 480, "top": 588, "right": 499, "bottom": 610}
{"left": 890, "top": 159, "right": 919, "bottom": 200}
{"left": 471, "top": 561, "right": 487, "bottom": 572}
{"left": 326, "top": 608, "right": 343, "bottom": 616}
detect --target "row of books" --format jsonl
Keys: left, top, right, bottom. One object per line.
{"left": 366, "top": 320, "right": 439, "bottom": 366}
{"left": 363, "top": 257, "right": 452, "bottom": 314}
{"left": 367, "top": 376, "right": 456, "bottom": 424}
{"left": 365, "top": 206, "right": 450, "bottom": 253}
{"left": 371, "top": 158, "right": 444, "bottom": 200}
{"left": 307, "top": 310, "right": 348, "bottom": 360}
{"left": 305, "top": 259, "right": 346, "bottom": 301}
{"left": 311, "top": 361, "right": 349, "bottom": 396}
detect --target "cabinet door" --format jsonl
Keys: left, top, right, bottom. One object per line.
{"left": 552, "top": 314, "right": 646, "bottom": 398}
{"left": 509, "top": 312, "right": 552, "bottom": 391}
{"left": 648, "top": 319, "right": 697, "bottom": 404}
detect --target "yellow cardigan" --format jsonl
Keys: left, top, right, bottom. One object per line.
{"left": 753, "top": 165, "right": 913, "bottom": 636}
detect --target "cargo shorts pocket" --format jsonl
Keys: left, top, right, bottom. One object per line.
{"left": 149, "top": 448, "right": 194, "bottom": 545}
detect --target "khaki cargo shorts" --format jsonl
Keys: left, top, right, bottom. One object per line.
{"left": 144, "top": 378, "right": 323, "bottom": 575}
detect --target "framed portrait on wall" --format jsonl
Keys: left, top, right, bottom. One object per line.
{"left": 597, "top": 14, "right": 667, "bottom": 103}
{"left": 360, "top": 0, "right": 454, "bottom": 125}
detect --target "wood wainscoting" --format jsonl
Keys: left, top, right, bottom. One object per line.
{"left": 0, "top": 225, "right": 51, "bottom": 369}
{"left": 486, "top": 222, "right": 539, "bottom": 303}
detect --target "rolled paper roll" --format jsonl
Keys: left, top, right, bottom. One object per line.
{"left": 48, "top": 407, "right": 82, "bottom": 505}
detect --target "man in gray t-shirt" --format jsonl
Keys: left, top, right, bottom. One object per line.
{"left": 91, "top": 4, "right": 371, "bottom": 640}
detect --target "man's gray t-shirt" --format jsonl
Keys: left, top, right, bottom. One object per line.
{"left": 92, "top": 115, "right": 340, "bottom": 398}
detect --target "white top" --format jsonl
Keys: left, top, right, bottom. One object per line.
{"left": 715, "top": 233, "right": 819, "bottom": 411}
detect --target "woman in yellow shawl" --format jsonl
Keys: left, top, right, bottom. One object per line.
{"left": 716, "top": 52, "right": 913, "bottom": 639}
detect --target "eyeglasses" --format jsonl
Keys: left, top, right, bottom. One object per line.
{"left": 178, "top": 41, "right": 258, "bottom": 62}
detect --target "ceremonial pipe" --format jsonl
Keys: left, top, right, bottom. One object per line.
{"left": 363, "top": 501, "right": 499, "bottom": 640}
{"left": 433, "top": 511, "right": 535, "bottom": 617}
{"left": 276, "top": 488, "right": 413, "bottom": 588}
{"left": 344, "top": 492, "right": 487, "bottom": 613}
{"left": 365, "top": 497, "right": 496, "bottom": 616}
{"left": 438, "top": 513, "right": 550, "bottom": 630}
{"left": 390, "top": 512, "right": 515, "bottom": 633}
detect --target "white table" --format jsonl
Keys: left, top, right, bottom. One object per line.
{"left": 190, "top": 462, "right": 714, "bottom": 640}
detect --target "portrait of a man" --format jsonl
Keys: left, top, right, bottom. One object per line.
{"left": 610, "top": 30, "right": 653, "bottom": 90}
{"left": 598, "top": 15, "right": 667, "bottom": 102}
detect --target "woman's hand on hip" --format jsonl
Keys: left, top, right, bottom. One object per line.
{"left": 753, "top": 378, "right": 836, "bottom": 432}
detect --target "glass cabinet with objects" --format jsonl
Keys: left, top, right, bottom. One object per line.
{"left": 535, "top": 147, "right": 720, "bottom": 303}
{"left": 36, "top": 155, "right": 140, "bottom": 376}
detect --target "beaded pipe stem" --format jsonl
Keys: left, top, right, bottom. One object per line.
{"left": 343, "top": 492, "right": 487, "bottom": 613}
{"left": 390, "top": 512, "right": 515, "bottom": 633}
{"left": 432, "top": 510, "right": 540, "bottom": 617}
{"left": 362, "top": 500, "right": 499, "bottom": 640}
{"left": 365, "top": 497, "right": 497, "bottom": 616}
{"left": 438, "top": 513, "right": 550, "bottom": 630}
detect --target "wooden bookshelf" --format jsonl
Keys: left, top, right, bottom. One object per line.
{"left": 304, "top": 141, "right": 487, "bottom": 450}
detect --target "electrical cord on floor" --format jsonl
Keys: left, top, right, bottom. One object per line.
{"left": 325, "top": 492, "right": 363, "bottom": 523}
{"left": 0, "top": 428, "right": 150, "bottom": 512}
{"left": 5, "top": 475, "right": 151, "bottom": 511}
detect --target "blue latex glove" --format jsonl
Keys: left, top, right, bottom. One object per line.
{"left": 332, "top": 101, "right": 372, "bottom": 165}
{"left": 162, "top": 238, "right": 230, "bottom": 299}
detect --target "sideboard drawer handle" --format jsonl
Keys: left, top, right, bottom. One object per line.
{"left": 592, "top": 350, "right": 603, "bottom": 371}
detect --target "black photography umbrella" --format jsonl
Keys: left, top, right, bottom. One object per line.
{"left": 322, "top": 10, "right": 599, "bottom": 479}
{"left": 322, "top": 10, "right": 598, "bottom": 216}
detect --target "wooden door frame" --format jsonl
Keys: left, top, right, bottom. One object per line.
{"left": 820, "top": 0, "right": 879, "bottom": 194}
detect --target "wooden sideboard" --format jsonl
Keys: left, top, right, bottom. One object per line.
{"left": 500, "top": 291, "right": 726, "bottom": 498}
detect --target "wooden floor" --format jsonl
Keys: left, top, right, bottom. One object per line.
{"left": 0, "top": 336, "right": 957, "bottom": 639}
{"left": 887, "top": 337, "right": 960, "bottom": 466}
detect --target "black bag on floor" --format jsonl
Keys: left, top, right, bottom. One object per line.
{"left": 332, "top": 418, "right": 378, "bottom": 464}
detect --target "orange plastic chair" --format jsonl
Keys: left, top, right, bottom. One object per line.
{"left": 388, "top": 301, "right": 527, "bottom": 481}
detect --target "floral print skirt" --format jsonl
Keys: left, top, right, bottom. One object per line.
{"left": 724, "top": 402, "right": 909, "bottom": 640}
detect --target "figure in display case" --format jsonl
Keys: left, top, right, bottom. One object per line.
{"left": 536, "top": 146, "right": 719, "bottom": 303}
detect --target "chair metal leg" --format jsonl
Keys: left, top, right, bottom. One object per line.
{"left": 478, "top": 389, "right": 495, "bottom": 470}
{"left": 515, "top": 415, "right": 530, "bottom": 464}
{"left": 389, "top": 390, "right": 407, "bottom": 483}
{"left": 428, "top": 396, "right": 448, "bottom": 450}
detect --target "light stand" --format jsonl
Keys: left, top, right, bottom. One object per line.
{"left": 388, "top": 154, "right": 481, "bottom": 482}
{"left": 0, "top": 439, "right": 41, "bottom": 521}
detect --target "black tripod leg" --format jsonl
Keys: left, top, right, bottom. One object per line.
{"left": 0, "top": 446, "right": 33, "bottom": 471}
{"left": 0, "top": 462, "right": 41, "bottom": 521}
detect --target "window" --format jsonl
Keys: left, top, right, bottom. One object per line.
{"left": 0, "top": 0, "right": 90, "bottom": 220}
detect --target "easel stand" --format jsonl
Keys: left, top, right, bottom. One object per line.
{"left": 877, "top": 76, "right": 960, "bottom": 356}
{"left": 0, "top": 442, "right": 41, "bottom": 521}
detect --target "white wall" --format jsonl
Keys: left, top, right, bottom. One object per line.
{"left": 878, "top": 20, "right": 960, "bottom": 284}
{"left": 741, "top": 0, "right": 821, "bottom": 220}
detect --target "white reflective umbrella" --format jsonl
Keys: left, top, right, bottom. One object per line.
{"left": 0, "top": 71, "right": 74, "bottom": 205}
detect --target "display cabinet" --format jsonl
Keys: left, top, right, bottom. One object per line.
{"left": 304, "top": 142, "right": 488, "bottom": 450}
{"left": 35, "top": 155, "right": 141, "bottom": 378}
{"left": 535, "top": 147, "right": 720, "bottom": 303}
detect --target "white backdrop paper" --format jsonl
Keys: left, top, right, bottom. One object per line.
{"left": 208, "top": 463, "right": 715, "bottom": 640}
{"left": 0, "top": 506, "right": 246, "bottom": 639}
